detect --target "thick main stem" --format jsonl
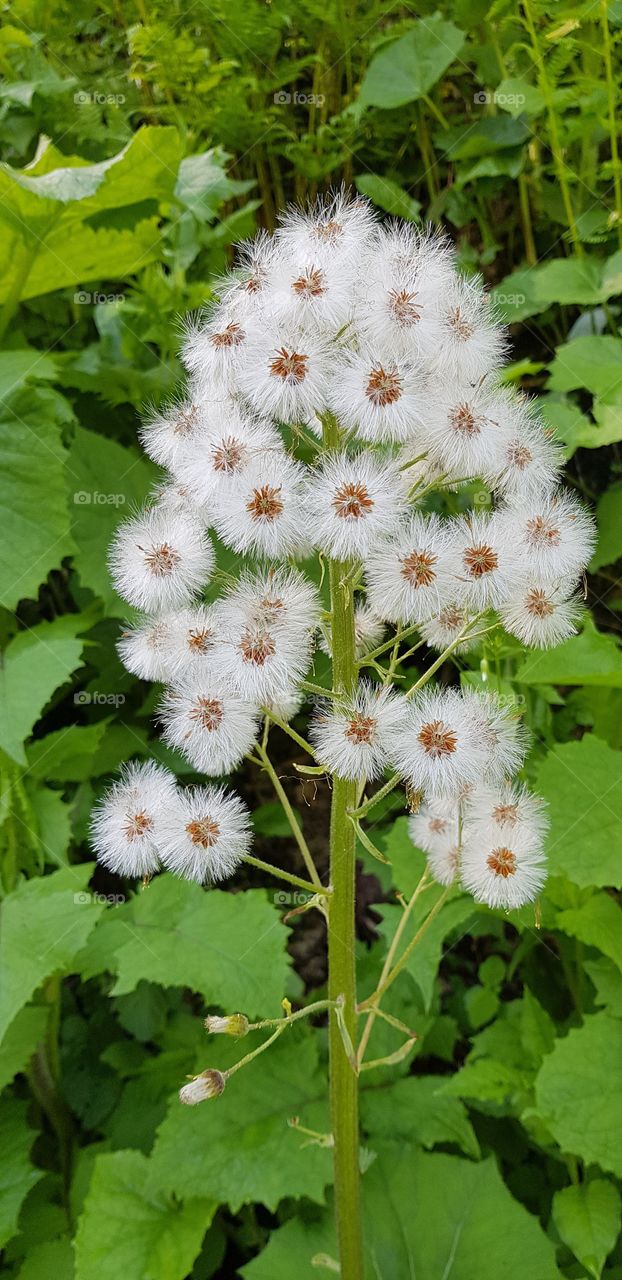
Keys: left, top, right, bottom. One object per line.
{"left": 327, "top": 552, "right": 364, "bottom": 1280}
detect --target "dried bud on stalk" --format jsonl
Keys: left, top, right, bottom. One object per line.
{"left": 179, "top": 1069, "right": 226, "bottom": 1105}
{"left": 204, "top": 1013, "right": 249, "bottom": 1037}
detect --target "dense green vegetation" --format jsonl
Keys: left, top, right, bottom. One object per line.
{"left": 1, "top": 1, "right": 622, "bottom": 1276}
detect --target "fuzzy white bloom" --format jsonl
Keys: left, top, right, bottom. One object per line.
{"left": 492, "top": 412, "right": 563, "bottom": 500}
{"left": 461, "top": 826, "right": 546, "bottom": 909}
{"left": 304, "top": 452, "right": 407, "bottom": 560}
{"left": 173, "top": 409, "right": 284, "bottom": 505}
{"left": 237, "top": 327, "right": 330, "bottom": 423}
{"left": 181, "top": 305, "right": 256, "bottom": 395}
{"left": 212, "top": 454, "right": 309, "bottom": 560}
{"left": 158, "top": 784, "right": 251, "bottom": 883}
{"left": 215, "top": 229, "right": 279, "bottom": 321}
{"left": 109, "top": 507, "right": 214, "bottom": 612}
{"left": 159, "top": 679, "right": 259, "bottom": 775}
{"left": 425, "top": 384, "right": 524, "bottom": 486}
{"left": 365, "top": 513, "right": 454, "bottom": 626}
{"left": 461, "top": 690, "right": 528, "bottom": 784}
{"left": 419, "top": 603, "right": 479, "bottom": 654}
{"left": 275, "top": 190, "right": 376, "bottom": 270}
{"left": 265, "top": 254, "right": 354, "bottom": 333}
{"left": 431, "top": 273, "right": 508, "bottom": 384}
{"left": 209, "top": 615, "right": 314, "bottom": 703}
{"left": 499, "top": 574, "right": 583, "bottom": 648}
{"left": 179, "top": 1069, "right": 226, "bottom": 1104}
{"left": 409, "top": 800, "right": 461, "bottom": 886}
{"left": 221, "top": 565, "right": 321, "bottom": 640}
{"left": 497, "top": 490, "right": 596, "bottom": 580}
{"left": 355, "top": 224, "right": 455, "bottom": 361}
{"left": 149, "top": 479, "right": 212, "bottom": 527}
{"left": 121, "top": 607, "right": 220, "bottom": 684}
{"left": 390, "top": 688, "right": 489, "bottom": 799}
{"left": 328, "top": 348, "right": 426, "bottom": 443}
{"left": 91, "top": 761, "right": 177, "bottom": 877}
{"left": 449, "top": 512, "right": 512, "bottom": 611}
{"left": 465, "top": 782, "right": 549, "bottom": 843}
{"left": 310, "top": 682, "right": 409, "bottom": 780}
{"left": 139, "top": 397, "right": 210, "bottom": 472}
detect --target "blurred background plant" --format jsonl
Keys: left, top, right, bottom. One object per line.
{"left": 1, "top": 1, "right": 622, "bottom": 1277}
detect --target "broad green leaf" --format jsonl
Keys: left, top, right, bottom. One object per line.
{"left": 0, "top": 348, "right": 57, "bottom": 399}
{"left": 548, "top": 336, "right": 622, "bottom": 399}
{"left": 354, "top": 174, "right": 421, "bottom": 220}
{"left": 174, "top": 148, "right": 254, "bottom": 221}
{"left": 0, "top": 1098, "right": 43, "bottom": 1249}
{"left": 513, "top": 620, "right": 622, "bottom": 688}
{"left": 591, "top": 481, "right": 622, "bottom": 570}
{"left": 536, "top": 1013, "right": 622, "bottom": 1177}
{"left": 26, "top": 722, "right": 110, "bottom": 783}
{"left": 361, "top": 1075, "right": 480, "bottom": 1157}
{"left": 15, "top": 1237, "right": 75, "bottom": 1280}
{"left": 0, "top": 385, "right": 75, "bottom": 610}
{"left": 78, "top": 877, "right": 291, "bottom": 1018}
{"left": 251, "top": 800, "right": 303, "bottom": 837}
{"left": 536, "top": 736, "right": 622, "bottom": 888}
{"left": 0, "top": 863, "right": 104, "bottom": 1041}
{"left": 544, "top": 397, "right": 622, "bottom": 458}
{"left": 494, "top": 77, "right": 544, "bottom": 116}
{"left": 490, "top": 268, "right": 545, "bottom": 323}
{"left": 0, "top": 613, "right": 89, "bottom": 765}
{"left": 243, "top": 1147, "right": 558, "bottom": 1279}
{"left": 28, "top": 785, "right": 72, "bottom": 865}
{"left": 359, "top": 16, "right": 465, "bottom": 109}
{"left": 556, "top": 893, "right": 622, "bottom": 969}
{"left": 74, "top": 1149, "right": 213, "bottom": 1280}
{"left": 377, "top": 814, "right": 426, "bottom": 896}
{"left": 0, "top": 128, "right": 182, "bottom": 302}
{"left": 440, "top": 1056, "right": 528, "bottom": 1105}
{"left": 440, "top": 116, "right": 530, "bottom": 159}
{"left": 0, "top": 1004, "right": 48, "bottom": 1089}
{"left": 585, "top": 956, "right": 622, "bottom": 1015}
{"left": 148, "top": 1030, "right": 332, "bottom": 1212}
{"left": 67, "top": 424, "right": 155, "bottom": 610}
{"left": 552, "top": 1180, "right": 621, "bottom": 1279}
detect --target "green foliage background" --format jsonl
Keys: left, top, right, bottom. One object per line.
{"left": 1, "top": 0, "right": 622, "bottom": 1275}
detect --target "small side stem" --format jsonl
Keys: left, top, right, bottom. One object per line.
{"left": 253, "top": 743, "right": 323, "bottom": 890}
{"left": 242, "top": 854, "right": 328, "bottom": 896}
{"left": 357, "top": 870, "right": 431, "bottom": 1066}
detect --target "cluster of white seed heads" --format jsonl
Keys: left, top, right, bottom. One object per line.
{"left": 92, "top": 192, "right": 595, "bottom": 911}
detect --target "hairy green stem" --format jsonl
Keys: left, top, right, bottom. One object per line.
{"left": 323, "top": 412, "right": 364, "bottom": 1280}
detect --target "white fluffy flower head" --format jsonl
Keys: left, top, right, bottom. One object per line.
{"left": 91, "top": 761, "right": 177, "bottom": 877}
{"left": 109, "top": 507, "right": 214, "bottom": 612}
{"left": 305, "top": 452, "right": 407, "bottom": 560}
{"left": 158, "top": 784, "right": 251, "bottom": 884}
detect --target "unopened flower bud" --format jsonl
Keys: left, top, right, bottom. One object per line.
{"left": 204, "top": 1013, "right": 249, "bottom": 1038}
{"left": 179, "top": 1069, "right": 226, "bottom": 1105}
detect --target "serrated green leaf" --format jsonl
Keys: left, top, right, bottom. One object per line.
{"left": 552, "top": 1179, "right": 621, "bottom": 1279}
{"left": 585, "top": 956, "right": 622, "bottom": 1015}
{"left": 148, "top": 1030, "right": 332, "bottom": 1212}
{"left": 0, "top": 863, "right": 104, "bottom": 1041}
{"left": 77, "top": 877, "right": 291, "bottom": 1018}
{"left": 15, "top": 1236, "right": 75, "bottom": 1280}
{"left": 556, "top": 893, "right": 622, "bottom": 969}
{"left": 592, "top": 481, "right": 622, "bottom": 570}
{"left": 0, "top": 1004, "right": 48, "bottom": 1090}
{"left": 74, "top": 1149, "right": 213, "bottom": 1280}
{"left": 0, "top": 613, "right": 89, "bottom": 765}
{"left": 548, "top": 336, "right": 622, "bottom": 399}
{"left": 359, "top": 16, "right": 465, "bottom": 108}
{"left": 536, "top": 1013, "right": 622, "bottom": 1177}
{"left": 514, "top": 620, "right": 622, "bottom": 688}
{"left": 536, "top": 736, "right": 622, "bottom": 888}
{"left": 354, "top": 174, "right": 421, "bottom": 220}
{"left": 361, "top": 1075, "right": 480, "bottom": 1158}
{"left": 0, "top": 385, "right": 75, "bottom": 611}
{"left": 0, "top": 1098, "right": 43, "bottom": 1249}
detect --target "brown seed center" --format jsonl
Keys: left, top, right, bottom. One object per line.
{"left": 507, "top": 440, "right": 533, "bottom": 470}
{"left": 463, "top": 543, "right": 498, "bottom": 577}
{"left": 189, "top": 697, "right": 224, "bottom": 731}
{"left": 428, "top": 817, "right": 447, "bottom": 834}
{"left": 124, "top": 810, "right": 153, "bottom": 840}
{"left": 292, "top": 267, "right": 326, "bottom": 298}
{"left": 365, "top": 365, "right": 403, "bottom": 407}
{"left": 210, "top": 322, "right": 245, "bottom": 348}
{"left": 173, "top": 405, "right": 199, "bottom": 436}
{"left": 438, "top": 605, "right": 465, "bottom": 631}
{"left": 447, "top": 307, "right": 475, "bottom": 340}
{"left": 239, "top": 629, "right": 276, "bottom": 665}
{"left": 186, "top": 816, "right": 220, "bottom": 847}
{"left": 144, "top": 543, "right": 181, "bottom": 577}
{"left": 525, "top": 587, "right": 555, "bottom": 618}
{"left": 401, "top": 550, "right": 437, "bottom": 588}
{"left": 246, "top": 484, "right": 284, "bottom": 522}
{"left": 269, "top": 347, "right": 309, "bottom": 382}
{"left": 313, "top": 219, "right": 342, "bottom": 243}
{"left": 492, "top": 803, "right": 519, "bottom": 826}
{"left": 450, "top": 403, "right": 483, "bottom": 436}
{"left": 212, "top": 436, "right": 246, "bottom": 473}
{"left": 344, "top": 713, "right": 377, "bottom": 745}
{"left": 388, "top": 288, "right": 421, "bottom": 325}
{"left": 526, "top": 515, "right": 561, "bottom": 547}
{"left": 332, "top": 482, "right": 374, "bottom": 519}
{"left": 417, "top": 719, "right": 458, "bottom": 758}
{"left": 187, "top": 628, "right": 213, "bottom": 654}
{"left": 487, "top": 845, "right": 517, "bottom": 878}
